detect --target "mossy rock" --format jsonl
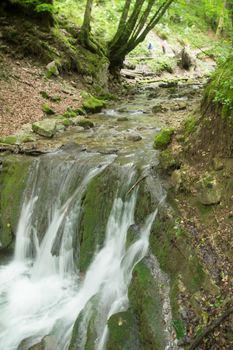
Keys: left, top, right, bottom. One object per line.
{"left": 0, "top": 135, "right": 18, "bottom": 145}
{"left": 195, "top": 175, "right": 222, "bottom": 205}
{"left": 153, "top": 128, "right": 175, "bottom": 150}
{"left": 77, "top": 165, "right": 119, "bottom": 271}
{"left": 75, "top": 108, "right": 86, "bottom": 116}
{"left": 42, "top": 103, "right": 55, "bottom": 115}
{"left": 128, "top": 262, "right": 167, "bottom": 350}
{"left": 0, "top": 155, "right": 32, "bottom": 251}
{"left": 81, "top": 92, "right": 106, "bottom": 114}
{"left": 63, "top": 110, "right": 77, "bottom": 119}
{"left": 76, "top": 119, "right": 94, "bottom": 129}
{"left": 159, "top": 149, "right": 179, "bottom": 173}
{"left": 32, "top": 119, "right": 56, "bottom": 138}
{"left": 107, "top": 309, "right": 143, "bottom": 350}
{"left": 45, "top": 61, "right": 59, "bottom": 78}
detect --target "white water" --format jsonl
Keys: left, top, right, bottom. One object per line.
{"left": 0, "top": 154, "right": 156, "bottom": 350}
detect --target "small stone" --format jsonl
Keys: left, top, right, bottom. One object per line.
{"left": 117, "top": 117, "right": 129, "bottom": 122}
{"left": 212, "top": 158, "right": 224, "bottom": 171}
{"left": 127, "top": 133, "right": 142, "bottom": 142}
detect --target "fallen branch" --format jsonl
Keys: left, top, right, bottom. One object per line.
{"left": 126, "top": 175, "right": 148, "bottom": 196}
{"left": 189, "top": 304, "right": 233, "bottom": 350}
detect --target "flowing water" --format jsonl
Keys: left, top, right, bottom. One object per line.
{"left": 0, "top": 82, "right": 198, "bottom": 349}
{"left": 0, "top": 149, "right": 160, "bottom": 350}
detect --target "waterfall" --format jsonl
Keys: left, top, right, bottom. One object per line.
{"left": 0, "top": 151, "right": 157, "bottom": 350}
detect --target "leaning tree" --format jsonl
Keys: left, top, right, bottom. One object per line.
{"left": 80, "top": 0, "right": 175, "bottom": 73}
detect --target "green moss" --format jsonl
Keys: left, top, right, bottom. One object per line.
{"left": 42, "top": 103, "right": 55, "bottom": 115}
{"left": 107, "top": 309, "right": 143, "bottom": 350}
{"left": 153, "top": 128, "right": 175, "bottom": 150}
{"left": 0, "top": 156, "right": 32, "bottom": 250}
{"left": 0, "top": 135, "right": 18, "bottom": 145}
{"left": 81, "top": 92, "right": 106, "bottom": 114}
{"left": 78, "top": 166, "right": 119, "bottom": 271}
{"left": 128, "top": 262, "right": 166, "bottom": 350}
{"left": 62, "top": 118, "right": 73, "bottom": 127}
{"left": 205, "top": 54, "right": 233, "bottom": 120}
{"left": 63, "top": 111, "right": 77, "bottom": 118}
{"left": 159, "top": 149, "right": 179, "bottom": 173}
{"left": 183, "top": 115, "right": 197, "bottom": 138}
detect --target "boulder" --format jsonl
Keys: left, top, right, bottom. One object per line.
{"left": 195, "top": 175, "right": 222, "bottom": 205}
{"left": 127, "top": 133, "right": 142, "bottom": 142}
{"left": 32, "top": 119, "right": 56, "bottom": 138}
{"left": 46, "top": 61, "right": 59, "bottom": 78}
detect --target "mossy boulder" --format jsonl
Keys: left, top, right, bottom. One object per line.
{"left": 81, "top": 92, "right": 106, "bottom": 114}
{"left": 153, "top": 128, "right": 174, "bottom": 150}
{"left": 32, "top": 119, "right": 56, "bottom": 138}
{"left": 0, "top": 155, "right": 32, "bottom": 251}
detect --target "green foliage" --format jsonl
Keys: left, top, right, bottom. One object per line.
{"left": 206, "top": 54, "right": 233, "bottom": 119}
{"left": 172, "top": 319, "right": 186, "bottom": 339}
{"left": 183, "top": 115, "right": 197, "bottom": 138}
{"left": 153, "top": 128, "right": 175, "bottom": 150}
{"left": 10, "top": 0, "right": 54, "bottom": 13}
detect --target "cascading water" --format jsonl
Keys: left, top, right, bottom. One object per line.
{"left": 0, "top": 150, "right": 157, "bottom": 350}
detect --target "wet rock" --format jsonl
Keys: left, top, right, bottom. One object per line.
{"left": 171, "top": 101, "right": 187, "bottom": 111}
{"left": 195, "top": 175, "right": 222, "bottom": 205}
{"left": 159, "top": 81, "right": 178, "bottom": 88}
{"left": 32, "top": 119, "right": 56, "bottom": 138}
{"left": 76, "top": 119, "right": 94, "bottom": 129}
{"left": 117, "top": 117, "right": 129, "bottom": 122}
{"left": 152, "top": 104, "right": 168, "bottom": 114}
{"left": 127, "top": 133, "right": 142, "bottom": 142}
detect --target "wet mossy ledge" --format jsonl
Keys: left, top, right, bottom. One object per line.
{"left": 0, "top": 155, "right": 32, "bottom": 252}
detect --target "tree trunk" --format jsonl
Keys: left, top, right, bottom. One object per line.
{"left": 108, "top": 0, "right": 174, "bottom": 74}
{"left": 79, "top": 0, "right": 98, "bottom": 53}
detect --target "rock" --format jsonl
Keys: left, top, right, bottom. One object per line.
{"left": 32, "top": 119, "right": 56, "bottom": 138}
{"left": 153, "top": 128, "right": 175, "bottom": 150}
{"left": 0, "top": 135, "right": 18, "bottom": 145}
{"left": 152, "top": 104, "right": 168, "bottom": 114}
{"left": 76, "top": 119, "right": 94, "bottom": 129}
{"left": 81, "top": 92, "right": 106, "bottom": 113}
{"left": 159, "top": 150, "right": 180, "bottom": 174}
{"left": 42, "top": 103, "right": 55, "bottom": 115}
{"left": 56, "top": 124, "right": 66, "bottom": 132}
{"left": 158, "top": 81, "right": 178, "bottom": 88}
{"left": 212, "top": 158, "right": 224, "bottom": 171}
{"left": 171, "top": 101, "right": 187, "bottom": 111}
{"left": 127, "top": 133, "right": 142, "bottom": 142}
{"left": 117, "top": 117, "right": 129, "bottom": 122}
{"left": 46, "top": 61, "right": 59, "bottom": 78}
{"left": 195, "top": 175, "right": 222, "bottom": 205}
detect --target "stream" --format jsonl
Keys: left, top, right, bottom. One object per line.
{"left": 0, "top": 80, "right": 204, "bottom": 350}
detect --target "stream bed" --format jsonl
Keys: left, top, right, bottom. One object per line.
{"left": 0, "top": 80, "right": 204, "bottom": 350}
